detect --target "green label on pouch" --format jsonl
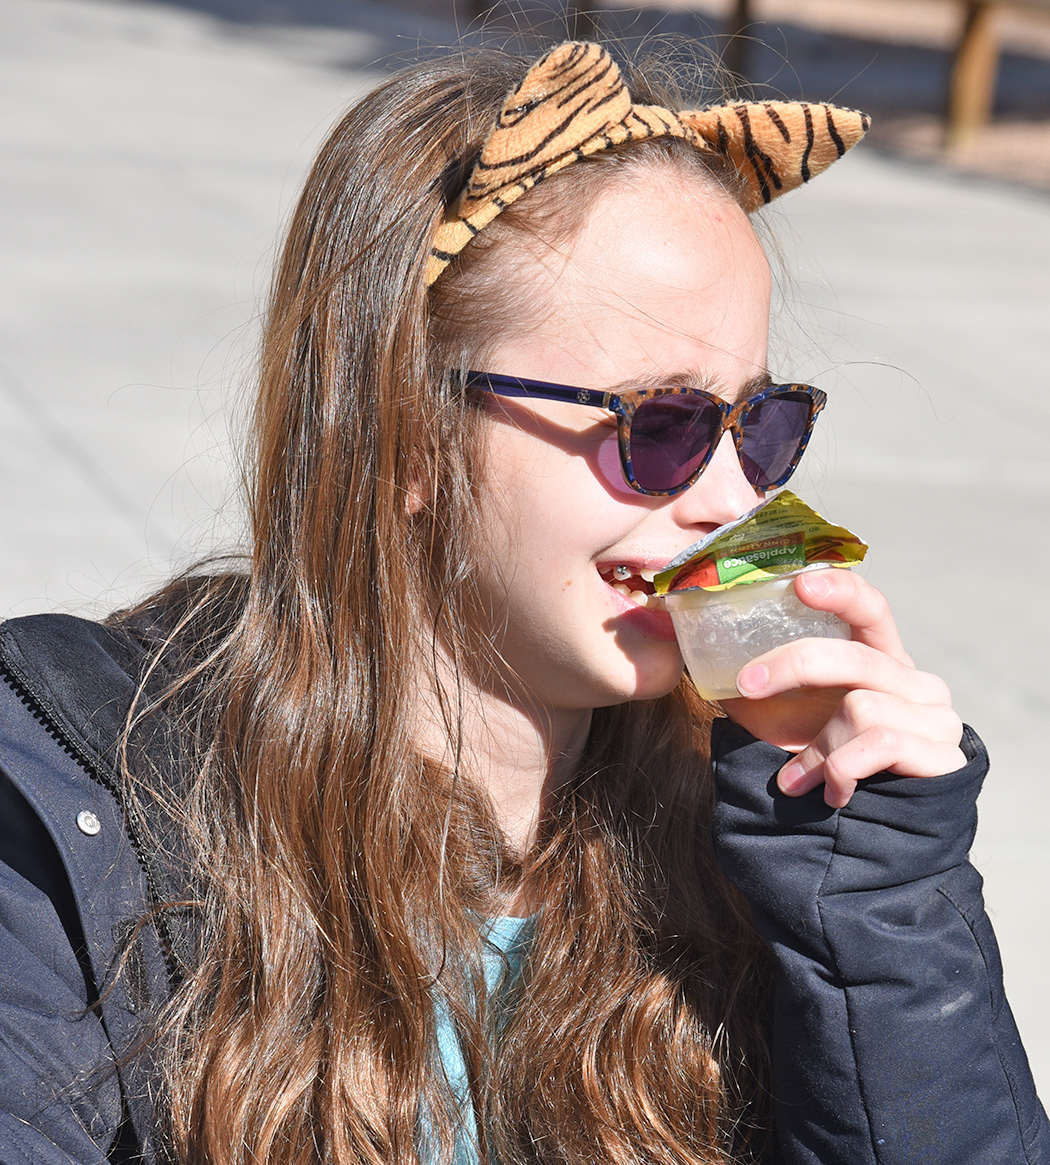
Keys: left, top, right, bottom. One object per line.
{"left": 716, "top": 532, "right": 805, "bottom": 583}
{"left": 655, "top": 491, "right": 868, "bottom": 594}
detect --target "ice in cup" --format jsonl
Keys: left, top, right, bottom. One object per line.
{"left": 662, "top": 569, "right": 850, "bottom": 700}
{"left": 652, "top": 492, "right": 867, "bottom": 702}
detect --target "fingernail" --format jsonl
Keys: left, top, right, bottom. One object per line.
{"left": 778, "top": 762, "right": 805, "bottom": 795}
{"left": 736, "top": 663, "right": 769, "bottom": 696}
{"left": 802, "top": 571, "right": 831, "bottom": 598}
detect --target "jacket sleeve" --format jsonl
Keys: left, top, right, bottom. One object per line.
{"left": 710, "top": 718, "right": 1049, "bottom": 1165}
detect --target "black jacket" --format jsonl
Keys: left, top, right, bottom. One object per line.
{"left": 0, "top": 613, "right": 1047, "bottom": 1165}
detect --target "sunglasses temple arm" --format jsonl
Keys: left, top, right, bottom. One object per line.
{"left": 466, "top": 373, "right": 611, "bottom": 409}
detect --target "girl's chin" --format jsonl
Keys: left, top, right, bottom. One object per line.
{"left": 601, "top": 614, "right": 687, "bottom": 703}
{"left": 615, "top": 657, "right": 688, "bottom": 705}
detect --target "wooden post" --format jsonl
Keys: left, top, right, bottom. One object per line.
{"left": 946, "top": 0, "right": 1000, "bottom": 150}
{"left": 723, "top": 0, "right": 752, "bottom": 81}
{"left": 569, "top": 0, "right": 599, "bottom": 40}
{"left": 468, "top": 0, "right": 596, "bottom": 34}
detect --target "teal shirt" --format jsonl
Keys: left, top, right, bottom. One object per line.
{"left": 432, "top": 916, "right": 534, "bottom": 1165}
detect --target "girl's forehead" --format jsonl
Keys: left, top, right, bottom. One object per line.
{"left": 512, "top": 177, "right": 765, "bottom": 303}
{"left": 486, "top": 177, "right": 771, "bottom": 390}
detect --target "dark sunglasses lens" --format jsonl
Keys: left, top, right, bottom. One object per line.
{"left": 629, "top": 395, "right": 722, "bottom": 491}
{"left": 739, "top": 392, "right": 814, "bottom": 489}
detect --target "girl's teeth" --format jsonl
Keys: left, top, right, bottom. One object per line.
{"left": 639, "top": 568, "right": 657, "bottom": 583}
{"left": 612, "top": 581, "right": 649, "bottom": 607}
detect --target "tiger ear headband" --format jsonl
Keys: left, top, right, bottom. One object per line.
{"left": 426, "top": 41, "right": 870, "bottom": 287}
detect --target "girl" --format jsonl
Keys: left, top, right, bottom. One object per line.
{"left": 0, "top": 40, "right": 1045, "bottom": 1165}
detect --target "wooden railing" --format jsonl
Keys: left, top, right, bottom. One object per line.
{"left": 945, "top": 0, "right": 1050, "bottom": 147}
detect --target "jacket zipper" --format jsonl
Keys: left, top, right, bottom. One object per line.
{"left": 0, "top": 654, "right": 181, "bottom": 983}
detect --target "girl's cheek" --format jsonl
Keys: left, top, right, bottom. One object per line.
{"left": 595, "top": 430, "right": 638, "bottom": 498}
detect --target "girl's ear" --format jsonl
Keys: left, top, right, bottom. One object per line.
{"left": 405, "top": 480, "right": 425, "bottom": 516}
{"left": 400, "top": 475, "right": 426, "bottom": 517}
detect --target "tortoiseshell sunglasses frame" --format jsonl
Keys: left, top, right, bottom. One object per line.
{"left": 466, "top": 372, "right": 827, "bottom": 498}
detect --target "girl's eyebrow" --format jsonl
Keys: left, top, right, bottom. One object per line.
{"left": 605, "top": 370, "right": 774, "bottom": 400}
{"left": 733, "top": 372, "right": 775, "bottom": 401}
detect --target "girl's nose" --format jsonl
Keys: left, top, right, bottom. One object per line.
{"left": 669, "top": 430, "right": 762, "bottom": 529}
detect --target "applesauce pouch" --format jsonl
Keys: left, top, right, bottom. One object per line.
{"left": 654, "top": 491, "right": 868, "bottom": 594}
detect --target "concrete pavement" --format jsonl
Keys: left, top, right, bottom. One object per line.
{"left": 2, "top": 0, "right": 1049, "bottom": 1096}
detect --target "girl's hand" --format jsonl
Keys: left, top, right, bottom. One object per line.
{"left": 718, "top": 569, "right": 966, "bottom": 808}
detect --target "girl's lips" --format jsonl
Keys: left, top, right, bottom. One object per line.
{"left": 607, "top": 590, "right": 679, "bottom": 641}
{"left": 600, "top": 571, "right": 679, "bottom": 642}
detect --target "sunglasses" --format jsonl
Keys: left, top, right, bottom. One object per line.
{"left": 467, "top": 372, "right": 827, "bottom": 497}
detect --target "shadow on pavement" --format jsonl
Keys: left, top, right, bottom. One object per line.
{"left": 140, "top": 0, "right": 1050, "bottom": 118}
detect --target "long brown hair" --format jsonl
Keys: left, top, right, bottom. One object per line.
{"left": 123, "top": 45, "right": 774, "bottom": 1165}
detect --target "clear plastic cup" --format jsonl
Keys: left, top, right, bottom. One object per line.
{"left": 661, "top": 570, "right": 850, "bottom": 700}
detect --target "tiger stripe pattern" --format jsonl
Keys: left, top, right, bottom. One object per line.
{"left": 426, "top": 41, "right": 870, "bottom": 287}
